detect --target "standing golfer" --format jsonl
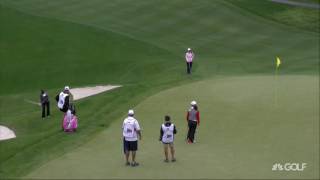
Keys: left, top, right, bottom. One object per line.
{"left": 40, "top": 90, "right": 50, "bottom": 118}
{"left": 186, "top": 101, "right": 200, "bottom": 143}
{"left": 56, "top": 86, "right": 71, "bottom": 113}
{"left": 185, "top": 48, "right": 194, "bottom": 74}
{"left": 122, "top": 109, "right": 141, "bottom": 167}
{"left": 159, "top": 115, "right": 177, "bottom": 162}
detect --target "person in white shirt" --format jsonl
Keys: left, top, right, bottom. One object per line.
{"left": 185, "top": 48, "right": 195, "bottom": 74}
{"left": 159, "top": 115, "right": 177, "bottom": 162}
{"left": 56, "top": 86, "right": 72, "bottom": 113}
{"left": 122, "top": 109, "right": 141, "bottom": 167}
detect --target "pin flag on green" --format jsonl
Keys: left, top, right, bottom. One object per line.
{"left": 276, "top": 56, "right": 281, "bottom": 69}
{"left": 274, "top": 56, "right": 281, "bottom": 106}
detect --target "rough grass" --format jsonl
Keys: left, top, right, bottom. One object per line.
{"left": 292, "top": 0, "right": 320, "bottom": 4}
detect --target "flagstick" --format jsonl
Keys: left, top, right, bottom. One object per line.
{"left": 274, "top": 56, "right": 281, "bottom": 107}
{"left": 275, "top": 67, "right": 279, "bottom": 107}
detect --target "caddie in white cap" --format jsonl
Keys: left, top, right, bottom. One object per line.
{"left": 128, "top": 109, "right": 134, "bottom": 115}
{"left": 185, "top": 47, "right": 195, "bottom": 74}
{"left": 122, "top": 109, "right": 141, "bottom": 167}
{"left": 55, "top": 85, "right": 71, "bottom": 113}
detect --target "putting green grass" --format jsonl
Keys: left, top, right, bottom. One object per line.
{"left": 26, "top": 75, "right": 319, "bottom": 179}
{"left": 0, "top": 0, "right": 319, "bottom": 179}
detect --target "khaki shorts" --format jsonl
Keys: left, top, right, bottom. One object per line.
{"left": 163, "top": 142, "right": 174, "bottom": 148}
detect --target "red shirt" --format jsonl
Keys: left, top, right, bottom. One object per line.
{"left": 186, "top": 111, "right": 200, "bottom": 125}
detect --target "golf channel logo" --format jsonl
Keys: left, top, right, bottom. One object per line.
{"left": 272, "top": 163, "right": 307, "bottom": 171}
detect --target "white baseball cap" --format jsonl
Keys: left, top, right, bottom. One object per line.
{"left": 128, "top": 109, "right": 134, "bottom": 115}
{"left": 191, "top": 100, "right": 197, "bottom": 105}
{"left": 64, "top": 86, "right": 70, "bottom": 90}
{"left": 187, "top": 48, "right": 191, "bottom": 51}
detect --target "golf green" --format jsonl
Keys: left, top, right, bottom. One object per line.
{"left": 26, "top": 75, "right": 319, "bottom": 179}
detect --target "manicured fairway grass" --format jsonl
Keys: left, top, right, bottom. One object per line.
{"left": 26, "top": 75, "right": 319, "bottom": 179}
{"left": 0, "top": 5, "right": 186, "bottom": 177}
{"left": 227, "top": 0, "right": 320, "bottom": 33}
{"left": 0, "top": 0, "right": 319, "bottom": 179}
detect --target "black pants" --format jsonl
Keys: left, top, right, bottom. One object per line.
{"left": 186, "top": 62, "right": 193, "bottom": 74}
{"left": 59, "top": 106, "right": 68, "bottom": 113}
{"left": 187, "top": 120, "right": 197, "bottom": 142}
{"left": 41, "top": 102, "right": 50, "bottom": 118}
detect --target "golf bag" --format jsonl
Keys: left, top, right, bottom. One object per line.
{"left": 62, "top": 104, "right": 78, "bottom": 132}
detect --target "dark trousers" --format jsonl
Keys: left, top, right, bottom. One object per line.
{"left": 41, "top": 102, "right": 50, "bottom": 118}
{"left": 186, "top": 62, "right": 193, "bottom": 74}
{"left": 187, "top": 120, "right": 197, "bottom": 142}
{"left": 59, "top": 106, "right": 68, "bottom": 113}
{"left": 123, "top": 138, "right": 138, "bottom": 153}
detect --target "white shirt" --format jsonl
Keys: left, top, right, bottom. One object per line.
{"left": 57, "top": 92, "right": 69, "bottom": 109}
{"left": 122, "top": 116, "right": 140, "bottom": 141}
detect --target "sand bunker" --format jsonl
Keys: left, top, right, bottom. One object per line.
{"left": 0, "top": 125, "right": 16, "bottom": 141}
{"left": 70, "top": 85, "right": 122, "bottom": 100}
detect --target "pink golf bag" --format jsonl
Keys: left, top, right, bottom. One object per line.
{"left": 63, "top": 109, "right": 78, "bottom": 132}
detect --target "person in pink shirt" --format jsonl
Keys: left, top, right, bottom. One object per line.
{"left": 185, "top": 48, "right": 195, "bottom": 74}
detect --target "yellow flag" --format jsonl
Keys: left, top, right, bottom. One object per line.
{"left": 276, "top": 56, "right": 281, "bottom": 68}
